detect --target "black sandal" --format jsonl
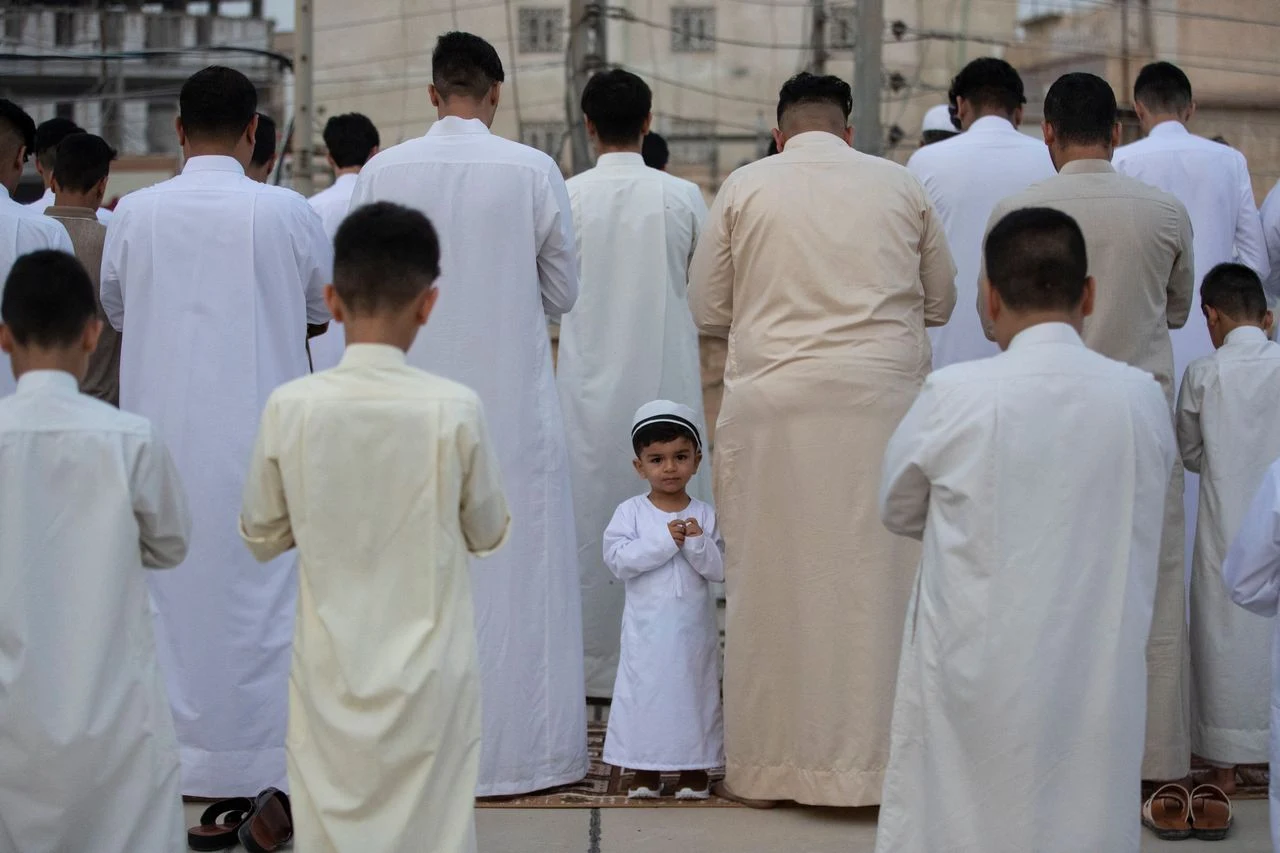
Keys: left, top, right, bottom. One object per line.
{"left": 187, "top": 797, "right": 252, "bottom": 851}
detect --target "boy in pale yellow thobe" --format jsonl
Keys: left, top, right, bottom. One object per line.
{"left": 239, "top": 202, "right": 511, "bottom": 853}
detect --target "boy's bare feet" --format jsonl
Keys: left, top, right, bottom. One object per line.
{"left": 1207, "top": 765, "right": 1238, "bottom": 796}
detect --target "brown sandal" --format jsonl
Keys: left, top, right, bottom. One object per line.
{"left": 1142, "top": 783, "right": 1192, "bottom": 841}
{"left": 711, "top": 780, "right": 780, "bottom": 809}
{"left": 187, "top": 798, "right": 252, "bottom": 851}
{"left": 1191, "top": 784, "right": 1233, "bottom": 841}
{"left": 237, "top": 788, "right": 293, "bottom": 853}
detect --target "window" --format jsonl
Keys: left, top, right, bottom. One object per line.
{"left": 518, "top": 7, "right": 563, "bottom": 54}
{"left": 521, "top": 122, "right": 565, "bottom": 158}
{"left": 54, "top": 11, "right": 76, "bottom": 47}
{"left": 671, "top": 7, "right": 715, "bottom": 53}
{"left": 828, "top": 4, "right": 855, "bottom": 50}
{"left": 195, "top": 16, "right": 213, "bottom": 45}
{"left": 4, "top": 12, "right": 23, "bottom": 43}
{"left": 667, "top": 118, "right": 715, "bottom": 165}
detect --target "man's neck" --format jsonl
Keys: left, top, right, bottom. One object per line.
{"left": 596, "top": 140, "right": 643, "bottom": 157}
{"left": 1053, "top": 144, "right": 1113, "bottom": 171}
{"left": 998, "top": 312, "right": 1081, "bottom": 350}
{"left": 438, "top": 101, "right": 492, "bottom": 127}
{"left": 334, "top": 166, "right": 361, "bottom": 178}
{"left": 973, "top": 109, "right": 1014, "bottom": 126}
{"left": 52, "top": 193, "right": 97, "bottom": 211}
{"left": 183, "top": 142, "right": 243, "bottom": 162}
{"left": 1142, "top": 113, "right": 1184, "bottom": 135}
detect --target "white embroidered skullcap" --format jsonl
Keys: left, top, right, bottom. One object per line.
{"left": 922, "top": 104, "right": 956, "bottom": 134}
{"left": 631, "top": 400, "right": 702, "bottom": 451}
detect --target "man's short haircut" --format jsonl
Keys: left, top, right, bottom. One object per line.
{"left": 1043, "top": 72, "right": 1117, "bottom": 147}
{"left": 949, "top": 57, "right": 1027, "bottom": 116}
{"left": 922, "top": 129, "right": 959, "bottom": 145}
{"left": 323, "top": 113, "right": 380, "bottom": 169}
{"left": 0, "top": 99, "right": 37, "bottom": 163}
{"left": 334, "top": 202, "right": 441, "bottom": 314}
{"left": 179, "top": 65, "right": 258, "bottom": 144}
{"left": 33, "top": 117, "right": 84, "bottom": 171}
{"left": 984, "top": 207, "right": 1089, "bottom": 314}
{"left": 1134, "top": 61, "right": 1193, "bottom": 114}
{"left": 1, "top": 250, "right": 97, "bottom": 347}
{"left": 632, "top": 421, "right": 699, "bottom": 457}
{"left": 252, "top": 113, "right": 277, "bottom": 167}
{"left": 642, "top": 132, "right": 668, "bottom": 170}
{"left": 776, "top": 72, "right": 852, "bottom": 125}
{"left": 432, "top": 32, "right": 505, "bottom": 101}
{"left": 53, "top": 133, "right": 117, "bottom": 193}
{"left": 1201, "top": 262, "right": 1268, "bottom": 322}
{"left": 581, "top": 69, "right": 652, "bottom": 147}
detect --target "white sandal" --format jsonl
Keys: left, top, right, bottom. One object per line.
{"left": 627, "top": 785, "right": 662, "bottom": 800}
{"left": 674, "top": 785, "right": 711, "bottom": 800}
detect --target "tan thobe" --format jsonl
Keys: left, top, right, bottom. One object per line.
{"left": 982, "top": 159, "right": 1196, "bottom": 780}
{"left": 689, "top": 130, "right": 956, "bottom": 806}
{"left": 45, "top": 205, "right": 121, "bottom": 406}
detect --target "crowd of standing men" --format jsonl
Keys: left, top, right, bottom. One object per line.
{"left": 3, "top": 21, "right": 1280, "bottom": 853}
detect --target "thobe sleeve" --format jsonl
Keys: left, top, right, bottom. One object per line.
{"left": 100, "top": 212, "right": 125, "bottom": 331}
{"left": 879, "top": 380, "right": 940, "bottom": 540}
{"left": 132, "top": 428, "right": 192, "bottom": 569}
{"left": 459, "top": 403, "right": 511, "bottom": 557}
{"left": 535, "top": 165, "right": 579, "bottom": 320}
{"left": 1265, "top": 201, "right": 1280, "bottom": 303}
{"left": 1223, "top": 464, "right": 1280, "bottom": 617}
{"left": 688, "top": 179, "right": 735, "bottom": 339}
{"left": 1166, "top": 204, "right": 1195, "bottom": 330}
{"left": 1175, "top": 364, "right": 1205, "bottom": 474}
{"left": 682, "top": 510, "right": 725, "bottom": 582}
{"left": 1231, "top": 155, "right": 1271, "bottom": 282}
{"left": 296, "top": 205, "right": 334, "bottom": 325}
{"left": 976, "top": 203, "right": 1005, "bottom": 342}
{"left": 918, "top": 196, "right": 957, "bottom": 328}
{"left": 50, "top": 220, "right": 73, "bottom": 254}
{"left": 686, "top": 186, "right": 710, "bottom": 273}
{"left": 604, "top": 503, "right": 680, "bottom": 580}
{"left": 238, "top": 398, "right": 296, "bottom": 562}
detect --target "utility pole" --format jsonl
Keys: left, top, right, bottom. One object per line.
{"left": 808, "top": 0, "right": 827, "bottom": 74}
{"left": 851, "top": 0, "right": 882, "bottom": 155}
{"left": 292, "top": 0, "right": 315, "bottom": 195}
{"left": 566, "top": 0, "right": 606, "bottom": 175}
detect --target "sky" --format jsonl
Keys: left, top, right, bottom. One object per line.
{"left": 265, "top": 0, "right": 294, "bottom": 31}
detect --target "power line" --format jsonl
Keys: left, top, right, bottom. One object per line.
{"left": 0, "top": 44, "right": 294, "bottom": 69}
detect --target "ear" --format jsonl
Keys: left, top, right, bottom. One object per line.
{"left": 633, "top": 457, "right": 646, "bottom": 478}
{"left": 175, "top": 115, "right": 186, "bottom": 147}
{"left": 1264, "top": 310, "right": 1274, "bottom": 334}
{"left": 93, "top": 174, "right": 110, "bottom": 197}
{"left": 325, "top": 153, "right": 337, "bottom": 172}
{"left": 82, "top": 316, "right": 103, "bottom": 354}
{"left": 322, "top": 283, "right": 345, "bottom": 323}
{"left": 1012, "top": 104, "right": 1024, "bottom": 128}
{"left": 1110, "top": 121, "right": 1122, "bottom": 148}
{"left": 244, "top": 113, "right": 260, "bottom": 150}
{"left": 428, "top": 85, "right": 442, "bottom": 108}
{"left": 984, "top": 278, "right": 1002, "bottom": 325}
{"left": 771, "top": 127, "right": 785, "bottom": 152}
{"left": 1185, "top": 100, "right": 1197, "bottom": 123}
{"left": 415, "top": 285, "right": 440, "bottom": 326}
{"left": 0, "top": 324, "right": 13, "bottom": 356}
{"left": 641, "top": 113, "right": 653, "bottom": 136}
{"left": 842, "top": 125, "right": 854, "bottom": 147}
{"left": 489, "top": 81, "right": 502, "bottom": 109}
{"left": 266, "top": 152, "right": 279, "bottom": 178}
{"left": 14, "top": 145, "right": 27, "bottom": 173}
{"left": 50, "top": 175, "right": 63, "bottom": 196}
{"left": 1041, "top": 121, "right": 1056, "bottom": 148}
{"left": 584, "top": 116, "right": 598, "bottom": 142}
{"left": 1080, "top": 276, "right": 1096, "bottom": 319}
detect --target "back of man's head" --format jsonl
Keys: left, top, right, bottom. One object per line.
{"left": 642, "top": 132, "right": 669, "bottom": 170}
{"left": 949, "top": 57, "right": 1026, "bottom": 118}
{"left": 776, "top": 72, "right": 852, "bottom": 134}
{"left": 0, "top": 100, "right": 36, "bottom": 167}
{"left": 582, "top": 70, "right": 652, "bottom": 148}
{"left": 335, "top": 202, "right": 442, "bottom": 315}
{"left": 1134, "top": 61, "right": 1193, "bottom": 115}
{"left": 324, "top": 113, "right": 381, "bottom": 169}
{"left": 252, "top": 113, "right": 277, "bottom": 168}
{"left": 1201, "top": 262, "right": 1268, "bottom": 323}
{"left": 985, "top": 207, "right": 1089, "bottom": 314}
{"left": 34, "top": 117, "right": 84, "bottom": 173}
{"left": 53, "top": 133, "right": 116, "bottom": 195}
{"left": 179, "top": 66, "right": 258, "bottom": 145}
{"left": 0, "top": 250, "right": 97, "bottom": 348}
{"left": 1044, "top": 72, "right": 1117, "bottom": 148}
{"left": 432, "top": 32, "right": 505, "bottom": 101}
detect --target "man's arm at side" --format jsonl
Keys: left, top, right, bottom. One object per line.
{"left": 133, "top": 428, "right": 192, "bottom": 569}
{"left": 1224, "top": 463, "right": 1280, "bottom": 618}
{"left": 1233, "top": 155, "right": 1271, "bottom": 281}
{"left": 1175, "top": 364, "right": 1205, "bottom": 474}
{"left": 535, "top": 166, "right": 579, "bottom": 320}
{"left": 879, "top": 381, "right": 939, "bottom": 540}
{"left": 919, "top": 197, "right": 957, "bottom": 328}
{"left": 239, "top": 399, "right": 296, "bottom": 562}
{"left": 977, "top": 203, "right": 1006, "bottom": 342}
{"left": 1166, "top": 203, "right": 1195, "bottom": 330}
{"left": 459, "top": 401, "right": 511, "bottom": 557}
{"left": 688, "top": 180, "right": 736, "bottom": 339}
{"left": 100, "top": 213, "right": 126, "bottom": 331}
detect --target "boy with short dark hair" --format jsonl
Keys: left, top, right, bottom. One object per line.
{"left": 0, "top": 249, "right": 190, "bottom": 852}
{"left": 239, "top": 201, "right": 510, "bottom": 853}
{"left": 1176, "top": 262, "right": 1280, "bottom": 796}
{"left": 603, "top": 400, "right": 724, "bottom": 800}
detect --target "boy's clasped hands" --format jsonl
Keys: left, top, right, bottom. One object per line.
{"left": 668, "top": 518, "right": 704, "bottom": 546}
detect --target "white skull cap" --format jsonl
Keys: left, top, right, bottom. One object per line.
{"left": 631, "top": 399, "right": 702, "bottom": 451}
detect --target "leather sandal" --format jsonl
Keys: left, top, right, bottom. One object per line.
{"left": 1143, "top": 783, "right": 1193, "bottom": 841}
{"left": 711, "top": 780, "right": 780, "bottom": 809}
{"left": 1191, "top": 784, "right": 1233, "bottom": 841}
{"left": 237, "top": 788, "right": 294, "bottom": 853}
{"left": 187, "top": 797, "right": 252, "bottom": 851}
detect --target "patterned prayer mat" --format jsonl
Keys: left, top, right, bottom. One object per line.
{"left": 475, "top": 721, "right": 740, "bottom": 809}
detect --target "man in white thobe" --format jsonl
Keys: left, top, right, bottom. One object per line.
{"left": 25, "top": 117, "right": 112, "bottom": 224}
{"left": 0, "top": 250, "right": 191, "bottom": 853}
{"left": 349, "top": 31, "right": 587, "bottom": 796}
{"left": 101, "top": 66, "right": 332, "bottom": 796}
{"left": 0, "top": 100, "right": 73, "bottom": 398}
{"left": 1262, "top": 180, "right": 1280, "bottom": 330}
{"left": 907, "top": 58, "right": 1055, "bottom": 369}
{"left": 557, "top": 69, "right": 710, "bottom": 698}
{"left": 877, "top": 207, "right": 1174, "bottom": 853}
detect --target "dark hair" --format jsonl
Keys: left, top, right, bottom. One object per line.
{"left": 632, "top": 421, "right": 699, "bottom": 457}
{"left": 179, "top": 65, "right": 258, "bottom": 143}
{"left": 1134, "top": 61, "right": 1192, "bottom": 114}
{"left": 777, "top": 72, "right": 852, "bottom": 125}
{"left": 1043, "top": 72, "right": 1117, "bottom": 147}
{"left": 252, "top": 113, "right": 277, "bottom": 167}
{"left": 1, "top": 250, "right": 97, "bottom": 347}
{"left": 52, "top": 133, "right": 117, "bottom": 193}
{"left": 984, "top": 207, "right": 1089, "bottom": 313}
{"left": 1201, "top": 262, "right": 1268, "bottom": 322}
{"left": 334, "top": 202, "right": 441, "bottom": 313}
{"left": 33, "top": 117, "right": 83, "bottom": 171}
{"left": 642, "top": 132, "right": 668, "bottom": 169}
{"left": 922, "top": 129, "right": 958, "bottom": 145}
{"left": 949, "top": 57, "right": 1026, "bottom": 116}
{"left": 324, "top": 113, "right": 380, "bottom": 169}
{"left": 581, "top": 69, "right": 652, "bottom": 146}
{"left": 432, "top": 32, "right": 505, "bottom": 100}
{"left": 0, "top": 99, "right": 37, "bottom": 163}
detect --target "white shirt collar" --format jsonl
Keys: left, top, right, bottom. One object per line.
{"left": 966, "top": 115, "right": 1018, "bottom": 134}
{"left": 16, "top": 369, "right": 80, "bottom": 395}
{"left": 181, "top": 155, "right": 246, "bottom": 176}
{"left": 1149, "top": 121, "right": 1189, "bottom": 138}
{"left": 1007, "top": 322, "right": 1085, "bottom": 351}
{"left": 1225, "top": 326, "right": 1270, "bottom": 346}
{"left": 338, "top": 342, "right": 408, "bottom": 368}
{"left": 426, "top": 116, "right": 491, "bottom": 138}
{"left": 595, "top": 152, "right": 645, "bottom": 168}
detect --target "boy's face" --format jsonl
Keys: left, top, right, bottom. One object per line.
{"left": 633, "top": 436, "right": 701, "bottom": 496}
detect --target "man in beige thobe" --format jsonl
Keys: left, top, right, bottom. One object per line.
{"left": 983, "top": 73, "right": 1195, "bottom": 782}
{"left": 689, "top": 72, "right": 956, "bottom": 807}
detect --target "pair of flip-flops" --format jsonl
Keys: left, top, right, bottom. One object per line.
{"left": 1142, "top": 783, "right": 1233, "bottom": 841}
{"left": 187, "top": 788, "right": 293, "bottom": 852}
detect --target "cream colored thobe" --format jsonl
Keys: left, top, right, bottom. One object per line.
{"left": 0, "top": 370, "right": 191, "bottom": 853}
{"left": 350, "top": 116, "right": 588, "bottom": 796}
{"left": 906, "top": 115, "right": 1055, "bottom": 369}
{"left": 984, "top": 159, "right": 1195, "bottom": 780}
{"left": 688, "top": 130, "right": 956, "bottom": 806}
{"left": 0, "top": 191, "right": 72, "bottom": 397}
{"left": 307, "top": 172, "right": 360, "bottom": 372}
{"left": 876, "top": 323, "right": 1175, "bottom": 853}
{"left": 101, "top": 155, "right": 333, "bottom": 796}
{"left": 239, "top": 344, "right": 510, "bottom": 853}
{"left": 1176, "top": 325, "right": 1280, "bottom": 764}
{"left": 558, "top": 151, "right": 710, "bottom": 698}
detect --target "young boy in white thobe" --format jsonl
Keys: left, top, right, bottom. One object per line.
{"left": 603, "top": 400, "right": 725, "bottom": 800}
{"left": 239, "top": 202, "right": 510, "bottom": 853}
{"left": 0, "top": 250, "right": 191, "bottom": 853}
{"left": 1177, "top": 262, "right": 1280, "bottom": 793}
{"left": 875, "top": 208, "right": 1175, "bottom": 853}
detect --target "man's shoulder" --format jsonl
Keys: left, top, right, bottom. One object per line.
{"left": 369, "top": 132, "right": 559, "bottom": 175}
